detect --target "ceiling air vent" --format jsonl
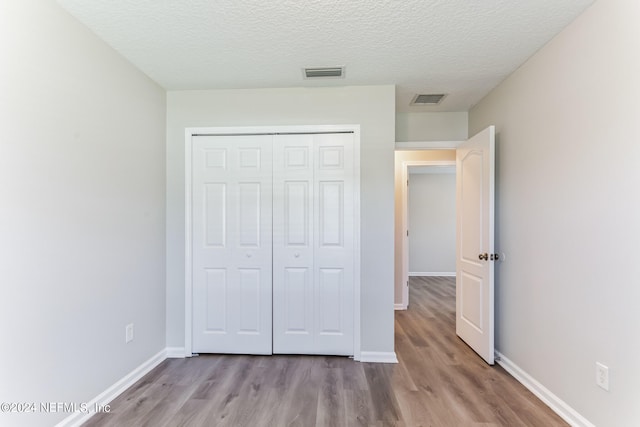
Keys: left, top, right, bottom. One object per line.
{"left": 303, "top": 66, "right": 345, "bottom": 79}
{"left": 411, "top": 94, "right": 446, "bottom": 105}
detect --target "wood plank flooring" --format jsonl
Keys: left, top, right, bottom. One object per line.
{"left": 83, "top": 276, "right": 567, "bottom": 426}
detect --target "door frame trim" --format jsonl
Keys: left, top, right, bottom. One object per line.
{"left": 400, "top": 159, "right": 456, "bottom": 310}
{"left": 184, "top": 125, "right": 361, "bottom": 359}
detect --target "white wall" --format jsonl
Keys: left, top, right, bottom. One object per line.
{"left": 0, "top": 2, "right": 166, "bottom": 426}
{"left": 469, "top": 0, "right": 639, "bottom": 425}
{"left": 396, "top": 111, "right": 468, "bottom": 142}
{"left": 166, "top": 86, "right": 396, "bottom": 354}
{"left": 408, "top": 171, "right": 456, "bottom": 274}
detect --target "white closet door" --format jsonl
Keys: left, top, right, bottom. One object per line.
{"left": 273, "top": 133, "right": 354, "bottom": 355}
{"left": 192, "top": 135, "right": 273, "bottom": 354}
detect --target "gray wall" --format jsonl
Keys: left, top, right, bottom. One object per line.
{"left": 408, "top": 171, "right": 456, "bottom": 274}
{"left": 469, "top": 0, "right": 639, "bottom": 425}
{"left": 396, "top": 112, "right": 468, "bottom": 142}
{"left": 0, "top": 2, "right": 167, "bottom": 426}
{"left": 166, "top": 86, "right": 396, "bottom": 354}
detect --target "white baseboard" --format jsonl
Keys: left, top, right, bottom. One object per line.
{"left": 166, "top": 347, "right": 187, "bottom": 358}
{"left": 55, "top": 349, "right": 167, "bottom": 427}
{"left": 496, "top": 351, "right": 595, "bottom": 427}
{"left": 409, "top": 272, "right": 456, "bottom": 277}
{"left": 394, "top": 303, "right": 407, "bottom": 310}
{"left": 359, "top": 351, "right": 398, "bottom": 364}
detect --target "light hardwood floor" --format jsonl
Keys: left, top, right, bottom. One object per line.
{"left": 83, "top": 276, "right": 567, "bottom": 426}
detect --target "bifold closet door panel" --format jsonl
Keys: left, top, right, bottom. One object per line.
{"left": 192, "top": 135, "right": 273, "bottom": 355}
{"left": 313, "top": 133, "right": 355, "bottom": 355}
{"left": 273, "top": 133, "right": 355, "bottom": 355}
{"left": 272, "top": 135, "right": 315, "bottom": 353}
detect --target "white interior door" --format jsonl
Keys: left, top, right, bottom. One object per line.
{"left": 273, "top": 133, "right": 354, "bottom": 355}
{"left": 192, "top": 135, "right": 273, "bottom": 354}
{"left": 455, "top": 126, "right": 495, "bottom": 365}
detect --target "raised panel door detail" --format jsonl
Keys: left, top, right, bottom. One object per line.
{"left": 460, "top": 150, "right": 483, "bottom": 265}
{"left": 460, "top": 272, "right": 483, "bottom": 332}
{"left": 205, "top": 149, "right": 226, "bottom": 169}
{"left": 238, "top": 183, "right": 261, "bottom": 247}
{"left": 284, "top": 181, "right": 309, "bottom": 246}
{"left": 238, "top": 269, "right": 261, "bottom": 334}
{"left": 318, "top": 268, "right": 343, "bottom": 334}
{"left": 205, "top": 183, "right": 226, "bottom": 247}
{"left": 319, "top": 181, "right": 344, "bottom": 247}
{"left": 284, "top": 268, "right": 311, "bottom": 333}
{"left": 284, "top": 147, "right": 309, "bottom": 169}
{"left": 319, "top": 146, "right": 344, "bottom": 169}
{"left": 205, "top": 268, "right": 227, "bottom": 332}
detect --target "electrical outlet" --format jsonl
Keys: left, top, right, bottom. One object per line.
{"left": 125, "top": 323, "right": 134, "bottom": 344}
{"left": 596, "top": 362, "right": 609, "bottom": 391}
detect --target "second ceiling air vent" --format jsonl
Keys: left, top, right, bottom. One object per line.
{"left": 411, "top": 94, "right": 447, "bottom": 105}
{"left": 303, "top": 66, "right": 345, "bottom": 79}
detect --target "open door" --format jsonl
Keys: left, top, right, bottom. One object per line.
{"left": 456, "top": 126, "right": 495, "bottom": 365}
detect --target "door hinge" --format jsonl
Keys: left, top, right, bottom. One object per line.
{"left": 406, "top": 230, "right": 409, "bottom": 237}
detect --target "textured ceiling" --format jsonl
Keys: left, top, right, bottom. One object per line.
{"left": 57, "top": 0, "right": 594, "bottom": 112}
